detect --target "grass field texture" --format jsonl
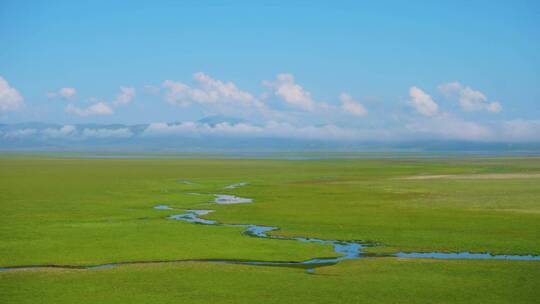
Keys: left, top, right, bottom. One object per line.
{"left": 1, "top": 156, "right": 539, "bottom": 303}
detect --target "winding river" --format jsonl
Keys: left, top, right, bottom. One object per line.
{"left": 2, "top": 182, "right": 539, "bottom": 273}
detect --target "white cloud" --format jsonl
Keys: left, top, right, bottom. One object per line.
{"left": 144, "top": 121, "right": 263, "bottom": 137}
{"left": 406, "top": 117, "right": 540, "bottom": 142}
{"left": 42, "top": 125, "right": 77, "bottom": 138}
{"left": 48, "top": 87, "right": 77, "bottom": 100}
{"left": 112, "top": 87, "right": 136, "bottom": 106}
{"left": 142, "top": 120, "right": 384, "bottom": 141}
{"left": 162, "top": 81, "right": 190, "bottom": 106}
{"left": 501, "top": 120, "right": 540, "bottom": 142}
{"left": 0, "top": 76, "right": 24, "bottom": 112}
{"left": 264, "top": 74, "right": 315, "bottom": 111}
{"left": 2, "top": 119, "right": 539, "bottom": 143}
{"left": 340, "top": 93, "right": 367, "bottom": 116}
{"left": 438, "top": 82, "right": 501, "bottom": 113}
{"left": 486, "top": 102, "right": 502, "bottom": 113}
{"left": 162, "top": 73, "right": 262, "bottom": 108}
{"left": 262, "top": 122, "right": 362, "bottom": 140}
{"left": 57, "top": 115, "right": 540, "bottom": 143}
{"left": 60, "top": 87, "right": 133, "bottom": 117}
{"left": 2, "top": 128, "right": 37, "bottom": 138}
{"left": 82, "top": 128, "right": 133, "bottom": 138}
{"left": 65, "top": 102, "right": 113, "bottom": 116}
{"left": 59, "top": 87, "right": 77, "bottom": 99}
{"left": 3, "top": 125, "right": 134, "bottom": 140}
{"left": 405, "top": 114, "right": 493, "bottom": 141}
{"left": 409, "top": 86, "right": 439, "bottom": 116}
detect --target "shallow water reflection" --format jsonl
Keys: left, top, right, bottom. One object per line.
{"left": 159, "top": 204, "right": 540, "bottom": 272}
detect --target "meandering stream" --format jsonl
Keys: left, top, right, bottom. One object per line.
{"left": 154, "top": 189, "right": 540, "bottom": 273}
{"left": 157, "top": 205, "right": 368, "bottom": 273}
{"left": 1, "top": 182, "right": 539, "bottom": 273}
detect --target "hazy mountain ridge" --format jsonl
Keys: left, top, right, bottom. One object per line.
{"left": 1, "top": 119, "right": 540, "bottom": 153}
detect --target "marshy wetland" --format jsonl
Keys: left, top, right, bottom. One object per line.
{"left": 1, "top": 156, "right": 540, "bottom": 303}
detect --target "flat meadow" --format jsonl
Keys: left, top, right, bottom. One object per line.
{"left": 1, "top": 155, "right": 539, "bottom": 303}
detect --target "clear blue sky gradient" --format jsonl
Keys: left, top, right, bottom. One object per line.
{"left": 1, "top": 1, "right": 539, "bottom": 128}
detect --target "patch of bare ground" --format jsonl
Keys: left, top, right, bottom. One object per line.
{"left": 401, "top": 173, "right": 540, "bottom": 180}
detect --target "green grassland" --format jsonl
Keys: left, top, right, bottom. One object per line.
{"left": 2, "top": 259, "right": 539, "bottom": 304}
{"left": 1, "top": 156, "right": 540, "bottom": 303}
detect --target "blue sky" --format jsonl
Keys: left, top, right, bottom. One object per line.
{"left": 1, "top": 1, "right": 539, "bottom": 142}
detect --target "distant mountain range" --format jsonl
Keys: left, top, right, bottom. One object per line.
{"left": 1, "top": 116, "right": 539, "bottom": 154}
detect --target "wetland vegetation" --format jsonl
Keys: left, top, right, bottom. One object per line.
{"left": 1, "top": 155, "right": 540, "bottom": 303}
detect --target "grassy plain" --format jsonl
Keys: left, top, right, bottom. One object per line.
{"left": 2, "top": 259, "right": 539, "bottom": 304}
{"left": 1, "top": 155, "right": 540, "bottom": 303}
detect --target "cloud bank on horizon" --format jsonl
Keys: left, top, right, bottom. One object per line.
{"left": 1, "top": 72, "right": 539, "bottom": 143}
